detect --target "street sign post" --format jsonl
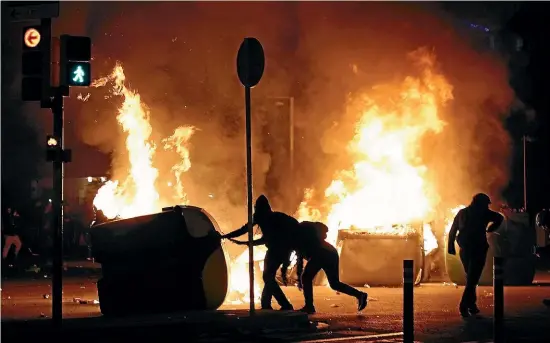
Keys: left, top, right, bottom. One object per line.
{"left": 7, "top": 1, "right": 60, "bottom": 22}
{"left": 236, "top": 37, "right": 265, "bottom": 315}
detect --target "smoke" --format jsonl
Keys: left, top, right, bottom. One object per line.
{"left": 69, "top": 2, "right": 515, "bottom": 234}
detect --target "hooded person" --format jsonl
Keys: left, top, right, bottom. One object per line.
{"left": 448, "top": 193, "right": 504, "bottom": 317}
{"left": 222, "top": 195, "right": 298, "bottom": 310}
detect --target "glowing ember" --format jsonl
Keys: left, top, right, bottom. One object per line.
{"left": 297, "top": 49, "right": 453, "bottom": 247}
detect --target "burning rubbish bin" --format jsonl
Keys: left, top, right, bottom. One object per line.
{"left": 445, "top": 212, "right": 537, "bottom": 286}
{"left": 91, "top": 205, "right": 228, "bottom": 316}
{"left": 336, "top": 226, "right": 424, "bottom": 286}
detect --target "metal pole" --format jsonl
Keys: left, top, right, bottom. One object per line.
{"left": 289, "top": 97, "right": 294, "bottom": 175}
{"left": 403, "top": 259, "right": 414, "bottom": 343}
{"left": 522, "top": 135, "right": 527, "bottom": 211}
{"left": 51, "top": 87, "right": 65, "bottom": 328}
{"left": 493, "top": 257, "right": 505, "bottom": 343}
{"left": 245, "top": 86, "right": 255, "bottom": 314}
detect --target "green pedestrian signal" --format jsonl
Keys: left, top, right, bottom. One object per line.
{"left": 66, "top": 62, "right": 91, "bottom": 86}
{"left": 60, "top": 35, "right": 92, "bottom": 89}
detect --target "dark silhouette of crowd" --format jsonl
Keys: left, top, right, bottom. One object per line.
{"left": 1, "top": 197, "right": 92, "bottom": 270}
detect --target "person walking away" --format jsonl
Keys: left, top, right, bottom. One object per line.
{"left": 448, "top": 193, "right": 504, "bottom": 317}
{"left": 222, "top": 195, "right": 297, "bottom": 311}
{"left": 293, "top": 221, "right": 368, "bottom": 314}
{"left": 2, "top": 207, "right": 23, "bottom": 264}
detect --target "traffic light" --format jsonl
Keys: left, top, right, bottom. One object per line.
{"left": 21, "top": 25, "right": 45, "bottom": 101}
{"left": 46, "top": 135, "right": 72, "bottom": 162}
{"left": 46, "top": 135, "right": 60, "bottom": 162}
{"left": 60, "top": 35, "right": 91, "bottom": 87}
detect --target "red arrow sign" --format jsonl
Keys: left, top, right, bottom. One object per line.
{"left": 24, "top": 28, "right": 41, "bottom": 48}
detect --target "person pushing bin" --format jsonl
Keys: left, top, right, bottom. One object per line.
{"left": 222, "top": 195, "right": 297, "bottom": 310}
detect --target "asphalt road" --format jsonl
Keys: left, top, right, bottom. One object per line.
{"left": 2, "top": 272, "right": 550, "bottom": 342}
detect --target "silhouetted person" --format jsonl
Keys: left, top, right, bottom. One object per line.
{"left": 222, "top": 195, "right": 297, "bottom": 310}
{"left": 536, "top": 209, "right": 550, "bottom": 307}
{"left": 2, "top": 208, "right": 23, "bottom": 263}
{"left": 448, "top": 193, "right": 504, "bottom": 317}
{"left": 291, "top": 221, "right": 368, "bottom": 314}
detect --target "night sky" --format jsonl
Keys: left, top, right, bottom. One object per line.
{"left": 1, "top": 2, "right": 549, "bottom": 214}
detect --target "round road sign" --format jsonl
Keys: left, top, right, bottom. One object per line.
{"left": 237, "top": 37, "right": 265, "bottom": 88}
{"left": 24, "top": 28, "right": 41, "bottom": 48}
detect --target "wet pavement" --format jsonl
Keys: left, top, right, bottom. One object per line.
{"left": 2, "top": 271, "right": 549, "bottom": 342}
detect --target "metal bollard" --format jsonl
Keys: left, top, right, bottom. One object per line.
{"left": 493, "top": 257, "right": 505, "bottom": 343}
{"left": 403, "top": 259, "right": 414, "bottom": 343}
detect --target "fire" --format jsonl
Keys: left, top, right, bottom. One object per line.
{"left": 297, "top": 48, "right": 453, "bottom": 248}
{"left": 91, "top": 63, "right": 195, "bottom": 219}
{"left": 162, "top": 126, "right": 196, "bottom": 204}
{"left": 225, "top": 245, "right": 266, "bottom": 305}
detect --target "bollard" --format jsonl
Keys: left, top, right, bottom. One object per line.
{"left": 403, "top": 259, "right": 414, "bottom": 343}
{"left": 493, "top": 257, "right": 505, "bottom": 343}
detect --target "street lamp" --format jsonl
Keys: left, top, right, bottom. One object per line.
{"left": 269, "top": 96, "right": 295, "bottom": 174}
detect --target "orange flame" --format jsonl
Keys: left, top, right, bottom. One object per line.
{"left": 162, "top": 126, "right": 196, "bottom": 204}
{"left": 297, "top": 49, "right": 453, "bottom": 251}
{"left": 91, "top": 63, "right": 195, "bottom": 219}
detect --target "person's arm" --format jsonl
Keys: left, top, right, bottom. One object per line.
{"left": 447, "top": 211, "right": 462, "bottom": 255}
{"left": 221, "top": 224, "right": 250, "bottom": 239}
{"left": 280, "top": 250, "right": 293, "bottom": 286}
{"left": 486, "top": 210, "right": 504, "bottom": 233}
{"left": 296, "top": 251, "right": 304, "bottom": 290}
{"left": 228, "top": 237, "right": 267, "bottom": 246}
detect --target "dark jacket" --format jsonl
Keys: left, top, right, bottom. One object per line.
{"left": 448, "top": 206, "right": 503, "bottom": 250}
{"left": 224, "top": 211, "right": 299, "bottom": 250}
{"left": 2, "top": 211, "right": 20, "bottom": 236}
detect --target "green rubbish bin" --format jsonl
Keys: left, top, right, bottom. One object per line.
{"left": 444, "top": 212, "right": 537, "bottom": 286}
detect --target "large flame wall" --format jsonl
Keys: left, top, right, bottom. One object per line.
{"left": 69, "top": 2, "right": 518, "bottom": 304}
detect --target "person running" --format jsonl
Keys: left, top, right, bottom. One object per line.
{"left": 292, "top": 221, "right": 368, "bottom": 314}
{"left": 222, "top": 195, "right": 297, "bottom": 310}
{"left": 2, "top": 207, "right": 23, "bottom": 263}
{"left": 448, "top": 193, "right": 504, "bottom": 317}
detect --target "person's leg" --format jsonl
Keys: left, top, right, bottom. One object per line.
{"left": 466, "top": 248, "right": 488, "bottom": 313}
{"left": 2, "top": 236, "right": 16, "bottom": 259}
{"left": 459, "top": 248, "right": 473, "bottom": 315}
{"left": 301, "top": 258, "right": 322, "bottom": 312}
{"left": 261, "top": 250, "right": 292, "bottom": 310}
{"left": 321, "top": 245, "right": 368, "bottom": 311}
{"left": 13, "top": 235, "right": 23, "bottom": 257}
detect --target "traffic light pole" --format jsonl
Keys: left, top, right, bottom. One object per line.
{"left": 51, "top": 87, "right": 65, "bottom": 329}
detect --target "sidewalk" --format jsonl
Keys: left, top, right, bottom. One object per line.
{"left": 2, "top": 309, "right": 313, "bottom": 342}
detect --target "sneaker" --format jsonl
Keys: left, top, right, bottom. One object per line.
{"left": 459, "top": 306, "right": 470, "bottom": 318}
{"left": 299, "top": 305, "right": 316, "bottom": 314}
{"left": 260, "top": 306, "right": 274, "bottom": 310}
{"left": 543, "top": 299, "right": 550, "bottom": 307}
{"left": 468, "top": 305, "right": 480, "bottom": 315}
{"left": 358, "top": 292, "right": 368, "bottom": 311}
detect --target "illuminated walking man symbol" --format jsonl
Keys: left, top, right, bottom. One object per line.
{"left": 72, "top": 65, "right": 86, "bottom": 83}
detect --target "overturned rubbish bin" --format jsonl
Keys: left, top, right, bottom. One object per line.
{"left": 91, "top": 205, "right": 228, "bottom": 316}
{"left": 445, "top": 212, "right": 536, "bottom": 286}
{"left": 337, "top": 227, "right": 424, "bottom": 287}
